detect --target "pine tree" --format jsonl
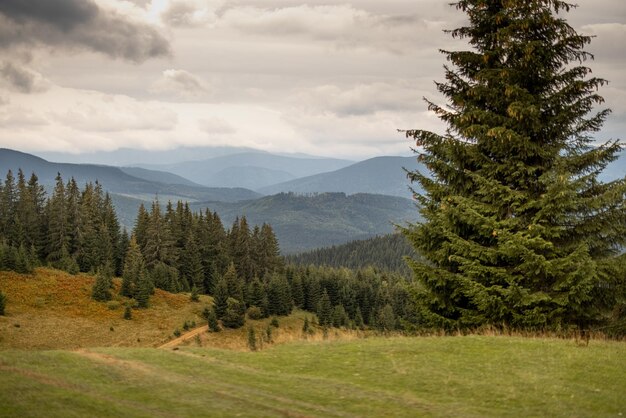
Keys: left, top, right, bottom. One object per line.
{"left": 223, "top": 262, "right": 244, "bottom": 303}
{"left": 247, "top": 326, "right": 257, "bottom": 351}
{"left": 0, "top": 289, "right": 5, "bottom": 315}
{"left": 267, "top": 274, "right": 292, "bottom": 316}
{"left": 92, "top": 267, "right": 112, "bottom": 302}
{"left": 180, "top": 230, "right": 204, "bottom": 292}
{"left": 123, "top": 305, "right": 132, "bottom": 320}
{"left": 246, "top": 277, "right": 268, "bottom": 317}
{"left": 403, "top": 1, "right": 626, "bottom": 331}
{"left": 121, "top": 236, "right": 145, "bottom": 298}
{"left": 46, "top": 174, "right": 69, "bottom": 264}
{"left": 317, "top": 290, "right": 333, "bottom": 327}
{"left": 207, "top": 307, "right": 220, "bottom": 332}
{"left": 213, "top": 277, "right": 229, "bottom": 319}
{"left": 135, "top": 270, "right": 152, "bottom": 308}
{"left": 0, "top": 170, "right": 17, "bottom": 245}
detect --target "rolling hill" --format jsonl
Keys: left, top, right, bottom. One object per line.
{"left": 259, "top": 156, "right": 422, "bottom": 199}
{"left": 0, "top": 148, "right": 260, "bottom": 203}
{"left": 139, "top": 152, "right": 354, "bottom": 189}
{"left": 119, "top": 166, "right": 200, "bottom": 187}
{"left": 190, "top": 192, "right": 419, "bottom": 253}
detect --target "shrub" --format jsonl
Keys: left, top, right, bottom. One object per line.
{"left": 0, "top": 290, "right": 6, "bottom": 316}
{"left": 247, "top": 306, "right": 263, "bottom": 320}
{"left": 123, "top": 306, "right": 132, "bottom": 320}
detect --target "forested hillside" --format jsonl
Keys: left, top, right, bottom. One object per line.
{"left": 287, "top": 233, "right": 418, "bottom": 276}
{"left": 191, "top": 192, "right": 419, "bottom": 253}
{"left": 0, "top": 169, "right": 421, "bottom": 334}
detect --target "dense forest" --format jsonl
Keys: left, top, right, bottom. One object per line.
{"left": 0, "top": 169, "right": 417, "bottom": 332}
{"left": 287, "top": 233, "right": 418, "bottom": 276}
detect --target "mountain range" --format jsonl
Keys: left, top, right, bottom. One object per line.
{"left": 137, "top": 152, "right": 354, "bottom": 190}
{"left": 3, "top": 146, "right": 624, "bottom": 253}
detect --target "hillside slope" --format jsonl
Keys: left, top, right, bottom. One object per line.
{"left": 259, "top": 156, "right": 422, "bottom": 198}
{"left": 0, "top": 268, "right": 209, "bottom": 349}
{"left": 191, "top": 192, "right": 418, "bottom": 253}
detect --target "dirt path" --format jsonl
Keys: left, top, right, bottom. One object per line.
{"left": 158, "top": 325, "right": 208, "bottom": 349}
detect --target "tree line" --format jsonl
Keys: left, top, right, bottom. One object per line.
{"left": 286, "top": 233, "right": 419, "bottom": 276}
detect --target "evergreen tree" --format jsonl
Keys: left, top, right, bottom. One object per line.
{"left": 247, "top": 326, "right": 257, "bottom": 351}
{"left": 267, "top": 274, "right": 293, "bottom": 316}
{"left": 135, "top": 270, "right": 152, "bottom": 308}
{"left": 46, "top": 173, "right": 69, "bottom": 263}
{"left": 92, "top": 267, "right": 112, "bottom": 302}
{"left": 180, "top": 230, "right": 204, "bottom": 292}
{"left": 222, "top": 298, "right": 245, "bottom": 328}
{"left": 207, "top": 307, "right": 220, "bottom": 332}
{"left": 317, "top": 290, "right": 333, "bottom": 327}
{"left": 246, "top": 277, "right": 268, "bottom": 317}
{"left": 290, "top": 274, "right": 305, "bottom": 309}
{"left": 354, "top": 306, "right": 365, "bottom": 330}
{"left": 65, "top": 178, "right": 82, "bottom": 259}
{"left": 0, "top": 170, "right": 17, "bottom": 245}
{"left": 123, "top": 305, "right": 132, "bottom": 320}
{"left": 121, "top": 236, "right": 145, "bottom": 298}
{"left": 213, "top": 277, "right": 229, "bottom": 319}
{"left": 223, "top": 262, "right": 244, "bottom": 303}
{"left": 403, "top": 1, "right": 626, "bottom": 330}
{"left": 0, "top": 289, "right": 5, "bottom": 315}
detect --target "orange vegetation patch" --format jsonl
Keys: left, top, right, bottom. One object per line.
{"left": 0, "top": 268, "right": 211, "bottom": 350}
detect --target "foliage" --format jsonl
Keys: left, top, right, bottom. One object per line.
{"left": 0, "top": 289, "right": 5, "bottom": 315}
{"left": 207, "top": 307, "right": 220, "bottom": 332}
{"left": 247, "top": 326, "right": 257, "bottom": 351}
{"left": 91, "top": 267, "right": 112, "bottom": 302}
{"left": 403, "top": 1, "right": 626, "bottom": 331}
{"left": 123, "top": 306, "right": 132, "bottom": 320}
{"left": 221, "top": 298, "right": 245, "bottom": 329}
{"left": 287, "top": 233, "right": 418, "bottom": 276}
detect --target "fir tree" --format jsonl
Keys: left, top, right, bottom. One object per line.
{"left": 267, "top": 274, "right": 293, "bottom": 316}
{"left": 403, "top": 1, "right": 626, "bottom": 331}
{"left": 92, "top": 267, "right": 112, "bottom": 302}
{"left": 123, "top": 305, "right": 132, "bottom": 320}
{"left": 247, "top": 326, "right": 257, "bottom": 351}
{"left": 121, "top": 236, "right": 145, "bottom": 298}
{"left": 135, "top": 270, "right": 152, "bottom": 308}
{"left": 246, "top": 277, "right": 269, "bottom": 317}
{"left": 180, "top": 230, "right": 204, "bottom": 292}
{"left": 46, "top": 173, "right": 69, "bottom": 263}
{"left": 317, "top": 290, "right": 333, "bottom": 327}
{"left": 207, "top": 307, "right": 220, "bottom": 332}
{"left": 222, "top": 298, "right": 245, "bottom": 328}
{"left": 0, "top": 289, "right": 5, "bottom": 315}
{"left": 213, "top": 277, "right": 229, "bottom": 319}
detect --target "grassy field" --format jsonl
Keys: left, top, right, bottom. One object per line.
{"left": 2, "top": 268, "right": 625, "bottom": 417}
{"left": 0, "top": 336, "right": 624, "bottom": 417}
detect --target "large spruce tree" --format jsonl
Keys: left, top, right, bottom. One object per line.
{"left": 404, "top": 1, "right": 626, "bottom": 331}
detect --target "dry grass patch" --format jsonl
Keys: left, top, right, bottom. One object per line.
{"left": 0, "top": 268, "right": 211, "bottom": 349}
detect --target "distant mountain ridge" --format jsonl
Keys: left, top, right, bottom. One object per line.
{"left": 0, "top": 148, "right": 260, "bottom": 203}
{"left": 259, "top": 156, "right": 422, "bottom": 199}
{"left": 137, "top": 152, "right": 354, "bottom": 189}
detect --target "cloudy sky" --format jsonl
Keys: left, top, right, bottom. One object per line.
{"left": 0, "top": 0, "right": 624, "bottom": 160}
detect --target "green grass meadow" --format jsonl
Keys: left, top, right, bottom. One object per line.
{"left": 1, "top": 336, "right": 624, "bottom": 417}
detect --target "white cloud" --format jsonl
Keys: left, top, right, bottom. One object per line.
{"left": 150, "top": 69, "right": 211, "bottom": 99}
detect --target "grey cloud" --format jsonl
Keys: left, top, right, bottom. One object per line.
{"left": 0, "top": 62, "right": 47, "bottom": 93}
{"left": 0, "top": 0, "right": 170, "bottom": 62}
{"left": 0, "top": 0, "right": 98, "bottom": 31}
{"left": 162, "top": 2, "right": 199, "bottom": 27}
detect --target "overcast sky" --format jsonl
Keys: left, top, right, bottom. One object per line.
{"left": 0, "top": 0, "right": 624, "bottom": 160}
